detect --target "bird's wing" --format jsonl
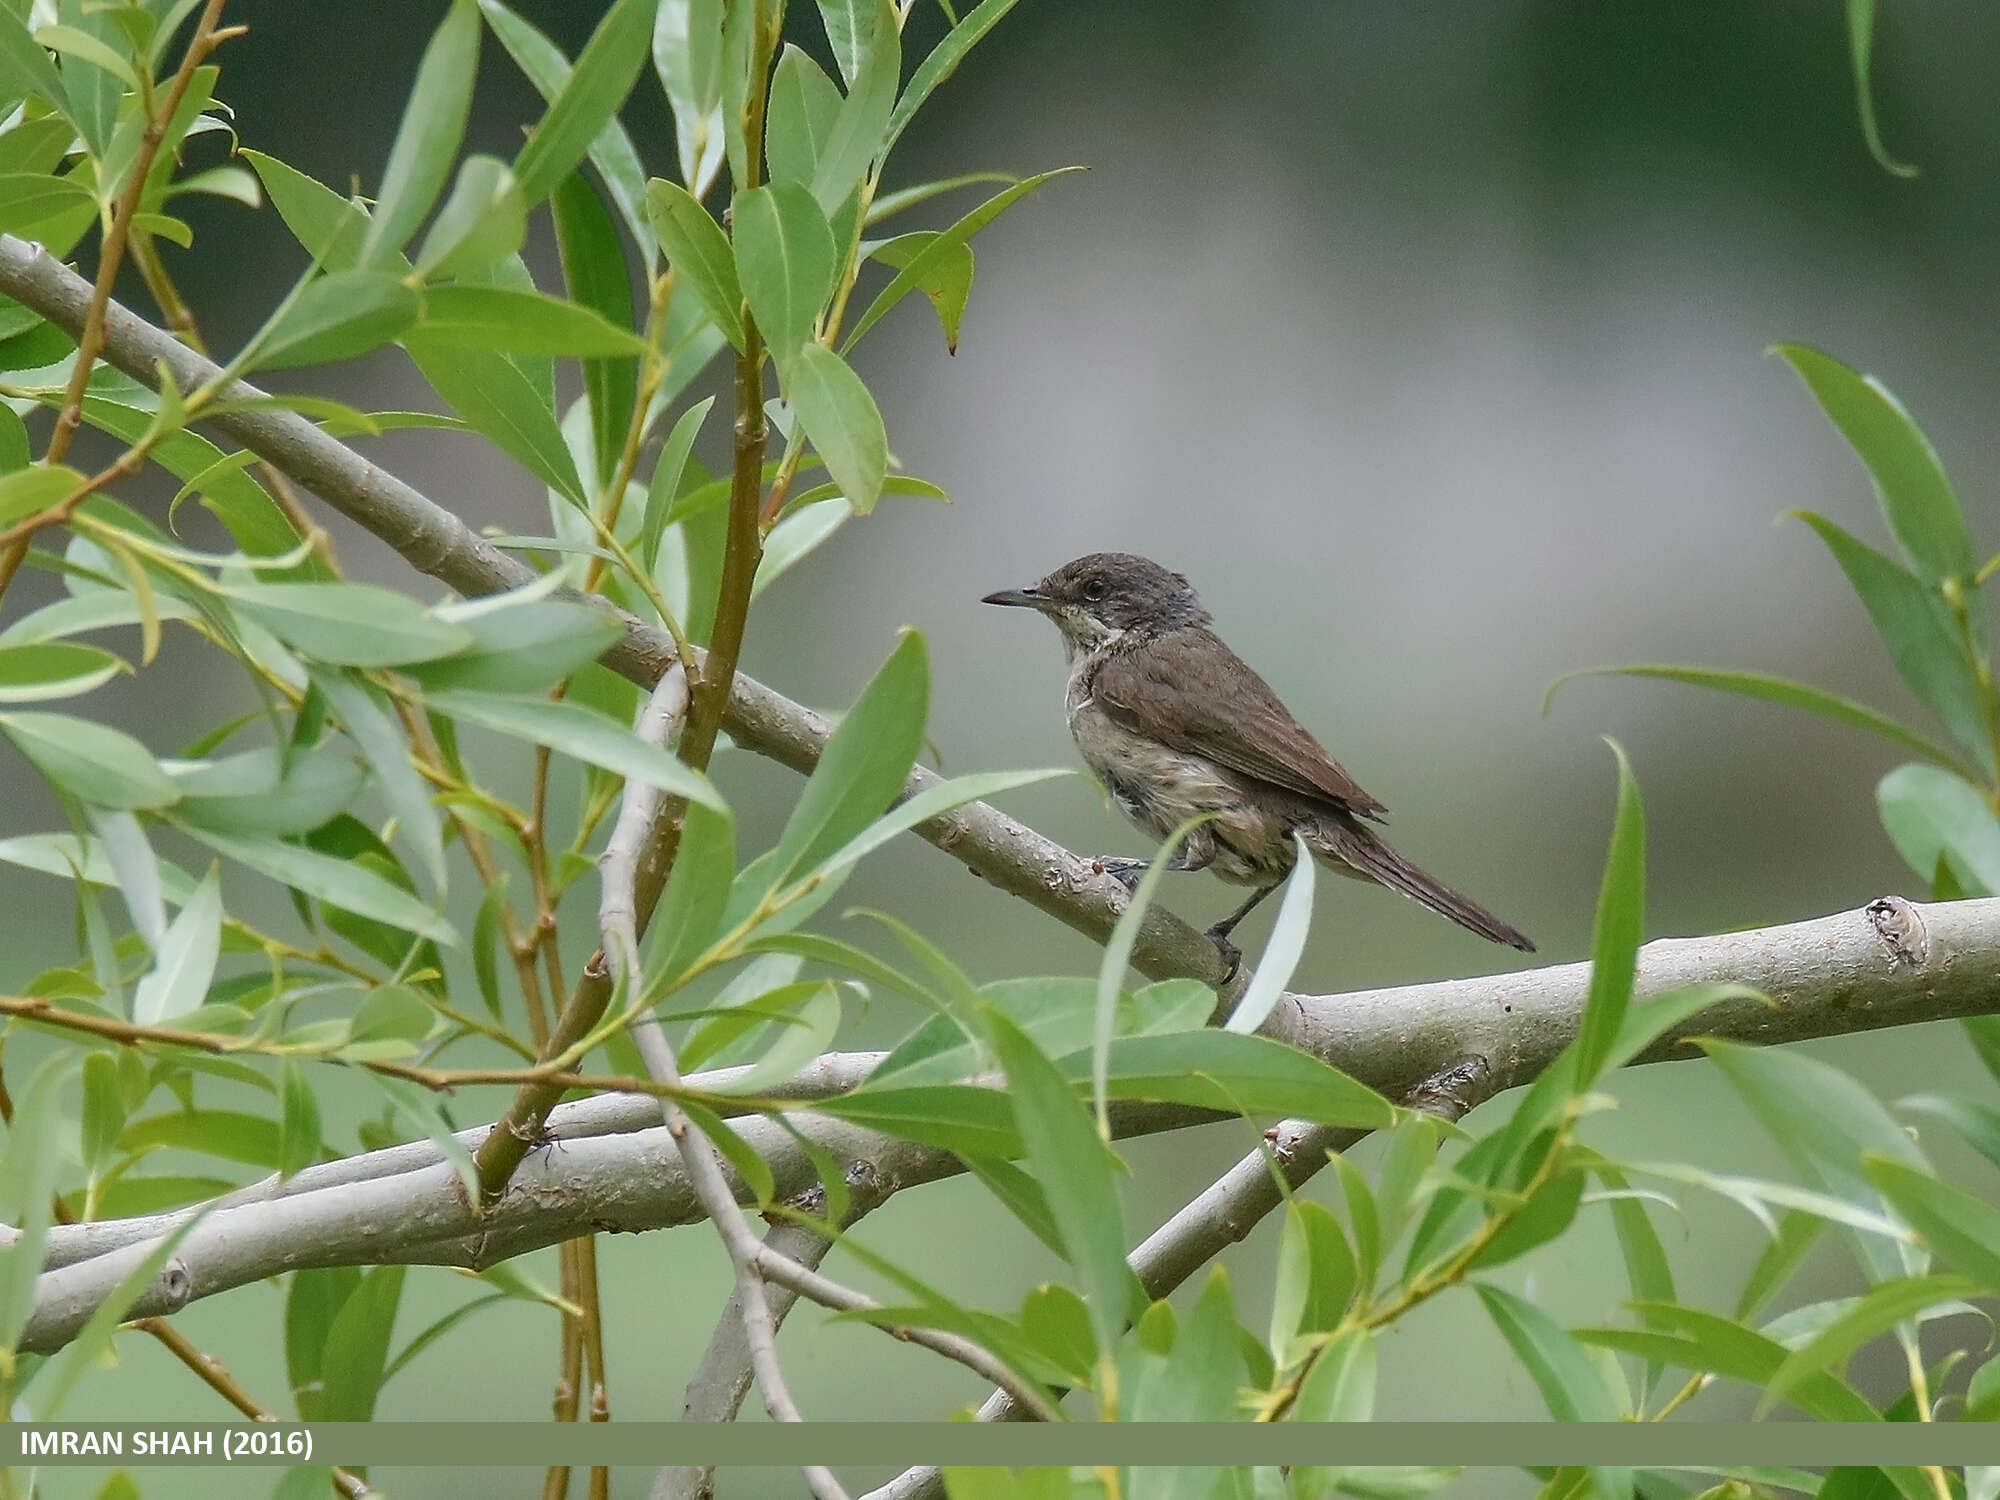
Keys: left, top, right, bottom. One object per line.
{"left": 1091, "top": 631, "right": 1388, "bottom": 819}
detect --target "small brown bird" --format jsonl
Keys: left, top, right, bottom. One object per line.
{"left": 984, "top": 552, "right": 1534, "bottom": 969}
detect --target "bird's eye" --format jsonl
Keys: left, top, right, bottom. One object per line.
{"left": 1082, "top": 578, "right": 1105, "bottom": 602}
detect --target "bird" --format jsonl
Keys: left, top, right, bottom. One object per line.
{"left": 982, "top": 551, "right": 1534, "bottom": 973}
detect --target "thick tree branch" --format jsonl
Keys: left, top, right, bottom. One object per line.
{"left": 0, "top": 236, "right": 1232, "bottom": 996}
{"left": 17, "top": 894, "right": 1998, "bottom": 1354}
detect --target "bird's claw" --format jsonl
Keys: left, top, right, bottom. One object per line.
{"left": 1204, "top": 925, "right": 1242, "bottom": 984}
{"left": 1094, "top": 856, "right": 1147, "bottom": 893}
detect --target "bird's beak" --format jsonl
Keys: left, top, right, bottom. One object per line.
{"left": 981, "top": 586, "right": 1048, "bottom": 610}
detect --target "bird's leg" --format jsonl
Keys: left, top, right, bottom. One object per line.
{"left": 1205, "top": 882, "right": 1281, "bottom": 979}
{"left": 1093, "top": 844, "right": 1213, "bottom": 893}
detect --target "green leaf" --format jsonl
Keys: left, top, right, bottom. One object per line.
{"left": 845, "top": 168, "right": 1084, "bottom": 350}
{"left": 1791, "top": 510, "right": 1990, "bottom": 771}
{"left": 808, "top": 0, "right": 898, "bottom": 214}
{"left": 416, "top": 155, "right": 526, "bottom": 278}
{"left": 1777, "top": 345, "right": 1965, "bottom": 586}
{"left": 1603, "top": 981, "right": 1769, "bottom": 1075}
{"left": 170, "top": 745, "right": 368, "bottom": 839}
{"left": 1290, "top": 1325, "right": 1377, "bottom": 1421}
{"left": 785, "top": 342, "right": 886, "bottom": 514}
{"left": 765, "top": 44, "right": 843, "bottom": 188}
{"left": 0, "top": 463, "right": 85, "bottom": 529}
{"left": 414, "top": 284, "right": 650, "bottom": 357}
{"left": 361, "top": 0, "right": 481, "bottom": 266}
{"left": 552, "top": 171, "right": 639, "bottom": 483}
{"left": 1736, "top": 1210, "right": 1826, "bottom": 1323}
{"left": 0, "top": 641, "right": 126, "bottom": 702}
{"left": 1863, "top": 1156, "right": 2000, "bottom": 1288}
{"left": 1057, "top": 1031, "right": 1394, "bottom": 1128}
{"left": 1900, "top": 1092, "right": 2000, "bottom": 1175}
{"left": 346, "top": 983, "right": 438, "bottom": 1053}
{"left": 1270, "top": 1200, "right": 1358, "bottom": 1352}
{"left": 404, "top": 599, "right": 622, "bottom": 695}
{"left": 1225, "top": 830, "right": 1314, "bottom": 1035}
{"left": 1597, "top": 1164, "right": 1675, "bottom": 1398}
{"left": 1545, "top": 664, "right": 1973, "bottom": 779}
{"left": 868, "top": 231, "right": 973, "bottom": 353}
{"left": 816, "top": 1081, "right": 1021, "bottom": 1158}
{"left": 228, "top": 582, "right": 471, "bottom": 668}
{"left": 751, "top": 497, "right": 850, "bottom": 596}
{"left": 1761, "top": 1273, "right": 1979, "bottom": 1415}
{"left": 0, "top": 14, "right": 77, "bottom": 139}
{"left": 639, "top": 397, "right": 714, "bottom": 575}
{"left": 317, "top": 1265, "right": 406, "bottom": 1422}
{"left": 132, "top": 865, "right": 222, "bottom": 1025}
{"left": 505, "top": 0, "right": 659, "bottom": 208}
{"left": 253, "top": 271, "right": 422, "bottom": 371}
{"left": 884, "top": 0, "right": 1023, "bottom": 152}
{"left": 181, "top": 828, "right": 458, "bottom": 947}
{"left": 242, "top": 150, "right": 376, "bottom": 273}
{"left": 406, "top": 337, "right": 585, "bottom": 504}
{"left": 1877, "top": 763, "right": 2000, "bottom": 895}
{"left": 0, "top": 1054, "right": 76, "bottom": 1350}
{"left": 424, "top": 689, "right": 722, "bottom": 809}
{"left": 652, "top": 0, "right": 725, "bottom": 189}
{"left": 315, "top": 669, "right": 446, "bottom": 893}
{"left": 644, "top": 178, "right": 743, "bottom": 351}
{"left": 1575, "top": 739, "right": 1644, "bottom": 1085}
{"left": 78, "top": 1051, "right": 122, "bottom": 1180}
{"left": 769, "top": 630, "right": 927, "bottom": 882}
{"left": 277, "top": 1057, "right": 322, "bottom": 1179}
{"left": 697, "top": 980, "right": 843, "bottom": 1093}
{"left": 1845, "top": 0, "right": 1918, "bottom": 176}
{"left": 287, "top": 1267, "right": 361, "bottom": 1412}
{"left": 987, "top": 1008, "right": 1130, "bottom": 1361}
{"left": 0, "top": 710, "right": 178, "bottom": 810}
{"left": 122, "top": 1108, "right": 279, "bottom": 1169}
{"left": 814, "top": 0, "right": 868, "bottom": 86}
{"left": 1467, "top": 1168, "right": 1587, "bottom": 1270}
{"left": 805, "top": 767, "right": 1067, "bottom": 885}
{"left": 733, "top": 181, "right": 836, "bottom": 366}
{"left": 0, "top": 171, "right": 94, "bottom": 245}
{"left": 1475, "top": 1284, "right": 1621, "bottom": 1421}
{"left": 644, "top": 799, "right": 735, "bottom": 986}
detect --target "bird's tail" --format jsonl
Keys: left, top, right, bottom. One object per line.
{"left": 1306, "top": 818, "right": 1536, "bottom": 953}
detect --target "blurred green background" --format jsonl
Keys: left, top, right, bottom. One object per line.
{"left": 17, "top": 0, "right": 2000, "bottom": 1494}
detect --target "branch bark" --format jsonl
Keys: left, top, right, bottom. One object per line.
{"left": 18, "top": 893, "right": 1996, "bottom": 1354}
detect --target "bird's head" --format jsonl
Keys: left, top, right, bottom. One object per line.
{"left": 983, "top": 552, "right": 1210, "bottom": 656}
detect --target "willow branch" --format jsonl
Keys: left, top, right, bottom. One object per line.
{"left": 17, "top": 894, "right": 1999, "bottom": 1355}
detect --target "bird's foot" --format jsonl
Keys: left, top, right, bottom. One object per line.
{"left": 1093, "top": 856, "right": 1149, "bottom": 892}
{"left": 1204, "top": 924, "right": 1243, "bottom": 984}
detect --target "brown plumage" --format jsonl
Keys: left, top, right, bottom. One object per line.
{"left": 984, "top": 551, "right": 1534, "bottom": 958}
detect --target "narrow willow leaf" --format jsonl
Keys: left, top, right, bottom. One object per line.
{"left": 424, "top": 689, "right": 723, "bottom": 809}
{"left": 986, "top": 1008, "right": 1129, "bottom": 1360}
{"left": 416, "top": 155, "right": 526, "bottom": 278}
{"left": 1760, "top": 1272, "right": 1979, "bottom": 1415}
{"left": 0, "top": 1053, "right": 74, "bottom": 1349}
{"left": 361, "top": 0, "right": 481, "bottom": 266}
{"left": 1574, "top": 739, "right": 1644, "bottom": 1085}
{"left": 414, "top": 284, "right": 650, "bottom": 357}
{"left": 315, "top": 670, "right": 446, "bottom": 893}
{"left": 1270, "top": 1201, "right": 1358, "bottom": 1351}
{"left": 807, "top": 768, "right": 1067, "bottom": 883}
{"left": 501, "top": 0, "right": 658, "bottom": 207}
{"left": 0, "top": 710, "right": 179, "bottom": 809}
{"left": 1842, "top": 0, "right": 1917, "bottom": 176}
{"left": 1291, "top": 1324, "right": 1377, "bottom": 1422}
{"left": 733, "top": 182, "right": 836, "bottom": 366}
{"left": 884, "top": 0, "right": 1023, "bottom": 152}
{"left": 406, "top": 337, "right": 585, "bottom": 504}
{"left": 1545, "top": 664, "right": 1973, "bottom": 778}
{"left": 1862, "top": 1156, "right": 2000, "bottom": 1288}
{"left": 869, "top": 231, "right": 974, "bottom": 352}
{"left": 1475, "top": 1284, "right": 1621, "bottom": 1421}
{"left": 652, "top": 0, "right": 725, "bottom": 189}
{"left": 0, "top": 464, "right": 86, "bottom": 528}
{"left": 1060, "top": 1031, "right": 1393, "bottom": 1128}
{"left": 844, "top": 168, "right": 1084, "bottom": 350}
{"left": 84, "top": 806, "right": 164, "bottom": 947}
{"left": 127, "top": 858, "right": 211, "bottom": 1020}
{"left": 752, "top": 498, "right": 850, "bottom": 596}
{"left": 1790, "top": 510, "right": 1989, "bottom": 769}
{"left": 182, "top": 828, "right": 458, "bottom": 946}
{"left": 1779, "top": 344, "right": 1967, "bottom": 588}
{"left": 1877, "top": 763, "right": 2000, "bottom": 895}
{"left": 552, "top": 171, "right": 638, "bottom": 484}
{"left": 401, "top": 600, "right": 622, "bottom": 695}
{"left": 241, "top": 150, "right": 378, "bottom": 273}
{"left": 315, "top": 1264, "right": 407, "bottom": 1422}
{"left": 228, "top": 582, "right": 471, "bottom": 668}
{"left": 0, "top": 640, "right": 127, "bottom": 702}
{"left": 1225, "top": 830, "right": 1314, "bottom": 1035}
{"left": 765, "top": 44, "right": 843, "bottom": 188}
{"left": 785, "top": 342, "right": 885, "bottom": 513}
{"left": 808, "top": 0, "right": 898, "bottom": 214}
{"left": 639, "top": 395, "right": 714, "bottom": 572}
{"left": 277, "top": 1057, "right": 322, "bottom": 1179}
{"left": 769, "top": 631, "right": 927, "bottom": 881}
{"left": 253, "top": 271, "right": 422, "bottom": 371}
{"left": 644, "top": 178, "right": 743, "bottom": 350}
